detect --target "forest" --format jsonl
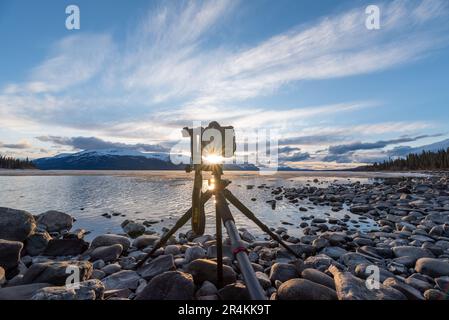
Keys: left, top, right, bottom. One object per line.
{"left": 364, "top": 148, "right": 449, "bottom": 171}
{"left": 0, "top": 155, "right": 36, "bottom": 169}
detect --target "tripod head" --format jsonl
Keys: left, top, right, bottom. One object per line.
{"left": 182, "top": 121, "right": 236, "bottom": 235}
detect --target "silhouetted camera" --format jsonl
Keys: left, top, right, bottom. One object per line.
{"left": 183, "top": 121, "right": 236, "bottom": 167}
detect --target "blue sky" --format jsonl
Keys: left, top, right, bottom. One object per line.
{"left": 0, "top": 0, "right": 448, "bottom": 169}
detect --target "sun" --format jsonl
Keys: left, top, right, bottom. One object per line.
{"left": 203, "top": 154, "right": 224, "bottom": 164}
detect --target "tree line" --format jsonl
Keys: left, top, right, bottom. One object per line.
{"left": 0, "top": 155, "right": 36, "bottom": 169}
{"left": 366, "top": 148, "right": 449, "bottom": 171}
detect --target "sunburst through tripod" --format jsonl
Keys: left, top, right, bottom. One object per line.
{"left": 136, "top": 122, "right": 300, "bottom": 300}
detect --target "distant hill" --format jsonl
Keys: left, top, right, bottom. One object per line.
{"left": 32, "top": 149, "right": 262, "bottom": 171}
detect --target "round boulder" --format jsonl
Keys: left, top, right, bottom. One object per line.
{"left": 37, "top": 211, "right": 73, "bottom": 233}
{"left": 0, "top": 207, "right": 36, "bottom": 241}
{"left": 136, "top": 271, "right": 194, "bottom": 300}
{"left": 277, "top": 279, "right": 337, "bottom": 300}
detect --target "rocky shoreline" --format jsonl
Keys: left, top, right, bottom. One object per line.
{"left": 1, "top": 173, "right": 449, "bottom": 300}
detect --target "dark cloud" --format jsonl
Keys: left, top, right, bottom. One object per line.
{"left": 278, "top": 146, "right": 310, "bottom": 162}
{"left": 35, "top": 136, "right": 169, "bottom": 152}
{"left": 279, "top": 134, "right": 345, "bottom": 146}
{"left": 0, "top": 141, "right": 31, "bottom": 149}
{"left": 328, "top": 134, "right": 442, "bottom": 155}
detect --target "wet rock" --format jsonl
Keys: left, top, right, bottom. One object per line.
{"left": 138, "top": 254, "right": 175, "bottom": 280}
{"left": 304, "top": 254, "right": 335, "bottom": 271}
{"left": 218, "top": 282, "right": 250, "bottom": 300}
{"left": 405, "top": 276, "right": 433, "bottom": 293}
{"left": 91, "top": 234, "right": 131, "bottom": 252}
{"left": 43, "top": 239, "right": 89, "bottom": 256}
{"left": 22, "top": 261, "right": 92, "bottom": 285}
{"left": 0, "top": 207, "right": 36, "bottom": 241}
{"left": 0, "top": 239, "right": 23, "bottom": 271}
{"left": 25, "top": 232, "right": 52, "bottom": 256}
{"left": 102, "top": 270, "right": 141, "bottom": 290}
{"left": 240, "top": 229, "right": 256, "bottom": 243}
{"left": 301, "top": 268, "right": 335, "bottom": 290}
{"left": 269, "top": 263, "right": 300, "bottom": 283}
{"left": 122, "top": 220, "right": 146, "bottom": 238}
{"left": 0, "top": 283, "right": 51, "bottom": 300}
{"left": 339, "top": 253, "right": 371, "bottom": 271}
{"left": 37, "top": 211, "right": 73, "bottom": 233}
{"left": 328, "top": 266, "right": 406, "bottom": 300}
{"left": 89, "top": 244, "right": 123, "bottom": 263}
{"left": 186, "top": 259, "right": 236, "bottom": 286}
{"left": 415, "top": 258, "right": 449, "bottom": 277}
{"left": 277, "top": 279, "right": 337, "bottom": 300}
{"left": 136, "top": 271, "right": 194, "bottom": 300}
{"left": 132, "top": 235, "right": 160, "bottom": 249}
{"left": 383, "top": 277, "right": 424, "bottom": 300}
{"left": 164, "top": 245, "right": 180, "bottom": 256}
{"left": 349, "top": 205, "right": 371, "bottom": 214}
{"left": 184, "top": 246, "right": 206, "bottom": 263}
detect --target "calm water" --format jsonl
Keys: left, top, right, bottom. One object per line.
{"left": 0, "top": 170, "right": 411, "bottom": 240}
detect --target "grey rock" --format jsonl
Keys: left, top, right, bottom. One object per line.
{"left": 301, "top": 268, "right": 335, "bottom": 290}
{"left": 91, "top": 234, "right": 131, "bottom": 252}
{"left": 122, "top": 220, "right": 145, "bottom": 238}
{"left": 89, "top": 244, "right": 123, "bottom": 263}
{"left": 0, "top": 207, "right": 36, "bottom": 241}
{"left": 339, "top": 253, "right": 371, "bottom": 271}
{"left": 355, "top": 264, "right": 395, "bottom": 283}
{"left": 415, "top": 258, "right": 449, "bottom": 277}
{"left": 102, "top": 270, "right": 141, "bottom": 290}
{"left": 37, "top": 210, "right": 73, "bottom": 233}
{"left": 31, "top": 279, "right": 104, "bottom": 300}
{"left": 392, "top": 246, "right": 434, "bottom": 263}
{"left": 91, "top": 269, "right": 106, "bottom": 280}
{"left": 0, "top": 283, "right": 51, "bottom": 300}
{"left": 304, "top": 254, "right": 335, "bottom": 271}
{"left": 383, "top": 277, "right": 424, "bottom": 300}
{"left": 196, "top": 281, "right": 218, "bottom": 297}
{"left": 0, "top": 239, "right": 23, "bottom": 270}
{"left": 321, "top": 246, "right": 347, "bottom": 260}
{"left": 132, "top": 235, "right": 159, "bottom": 249}
{"left": 22, "top": 261, "right": 93, "bottom": 285}
{"left": 269, "top": 263, "right": 300, "bottom": 283}
{"left": 435, "top": 276, "right": 449, "bottom": 292}
{"left": 328, "top": 265, "right": 406, "bottom": 300}
{"left": 185, "top": 246, "right": 206, "bottom": 263}
{"left": 255, "top": 271, "right": 271, "bottom": 289}
{"left": 101, "top": 263, "right": 122, "bottom": 275}
{"left": 138, "top": 254, "right": 175, "bottom": 280}
{"left": 277, "top": 279, "right": 337, "bottom": 300}
{"left": 164, "top": 245, "right": 180, "bottom": 255}
{"left": 43, "top": 239, "right": 89, "bottom": 256}
{"left": 186, "top": 259, "right": 236, "bottom": 286}
{"left": 405, "top": 276, "right": 433, "bottom": 293}
{"left": 136, "top": 271, "right": 194, "bottom": 300}
{"left": 25, "top": 232, "right": 52, "bottom": 256}
{"left": 218, "top": 282, "right": 250, "bottom": 300}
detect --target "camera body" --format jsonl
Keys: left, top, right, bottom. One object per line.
{"left": 183, "top": 121, "right": 236, "bottom": 169}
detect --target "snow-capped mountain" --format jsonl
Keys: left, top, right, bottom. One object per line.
{"left": 32, "top": 148, "right": 261, "bottom": 171}
{"left": 33, "top": 149, "right": 179, "bottom": 170}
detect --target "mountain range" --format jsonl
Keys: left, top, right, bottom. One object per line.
{"left": 32, "top": 149, "right": 260, "bottom": 171}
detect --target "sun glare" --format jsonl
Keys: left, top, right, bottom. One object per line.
{"left": 203, "top": 154, "right": 224, "bottom": 164}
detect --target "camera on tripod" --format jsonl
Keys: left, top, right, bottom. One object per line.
{"left": 183, "top": 121, "right": 236, "bottom": 170}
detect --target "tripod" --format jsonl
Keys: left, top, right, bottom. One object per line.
{"left": 136, "top": 165, "right": 300, "bottom": 300}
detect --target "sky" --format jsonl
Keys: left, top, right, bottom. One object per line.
{"left": 0, "top": 0, "right": 448, "bottom": 169}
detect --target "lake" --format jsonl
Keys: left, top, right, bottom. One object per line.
{"left": 0, "top": 170, "right": 424, "bottom": 240}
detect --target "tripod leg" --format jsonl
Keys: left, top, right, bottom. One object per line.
{"left": 136, "top": 190, "right": 213, "bottom": 268}
{"left": 224, "top": 189, "right": 301, "bottom": 259}
{"left": 215, "top": 207, "right": 224, "bottom": 289}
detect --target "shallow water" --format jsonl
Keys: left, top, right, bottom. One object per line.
{"left": 0, "top": 170, "right": 423, "bottom": 240}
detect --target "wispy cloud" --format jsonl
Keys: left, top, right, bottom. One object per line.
{"left": 0, "top": 0, "right": 448, "bottom": 167}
